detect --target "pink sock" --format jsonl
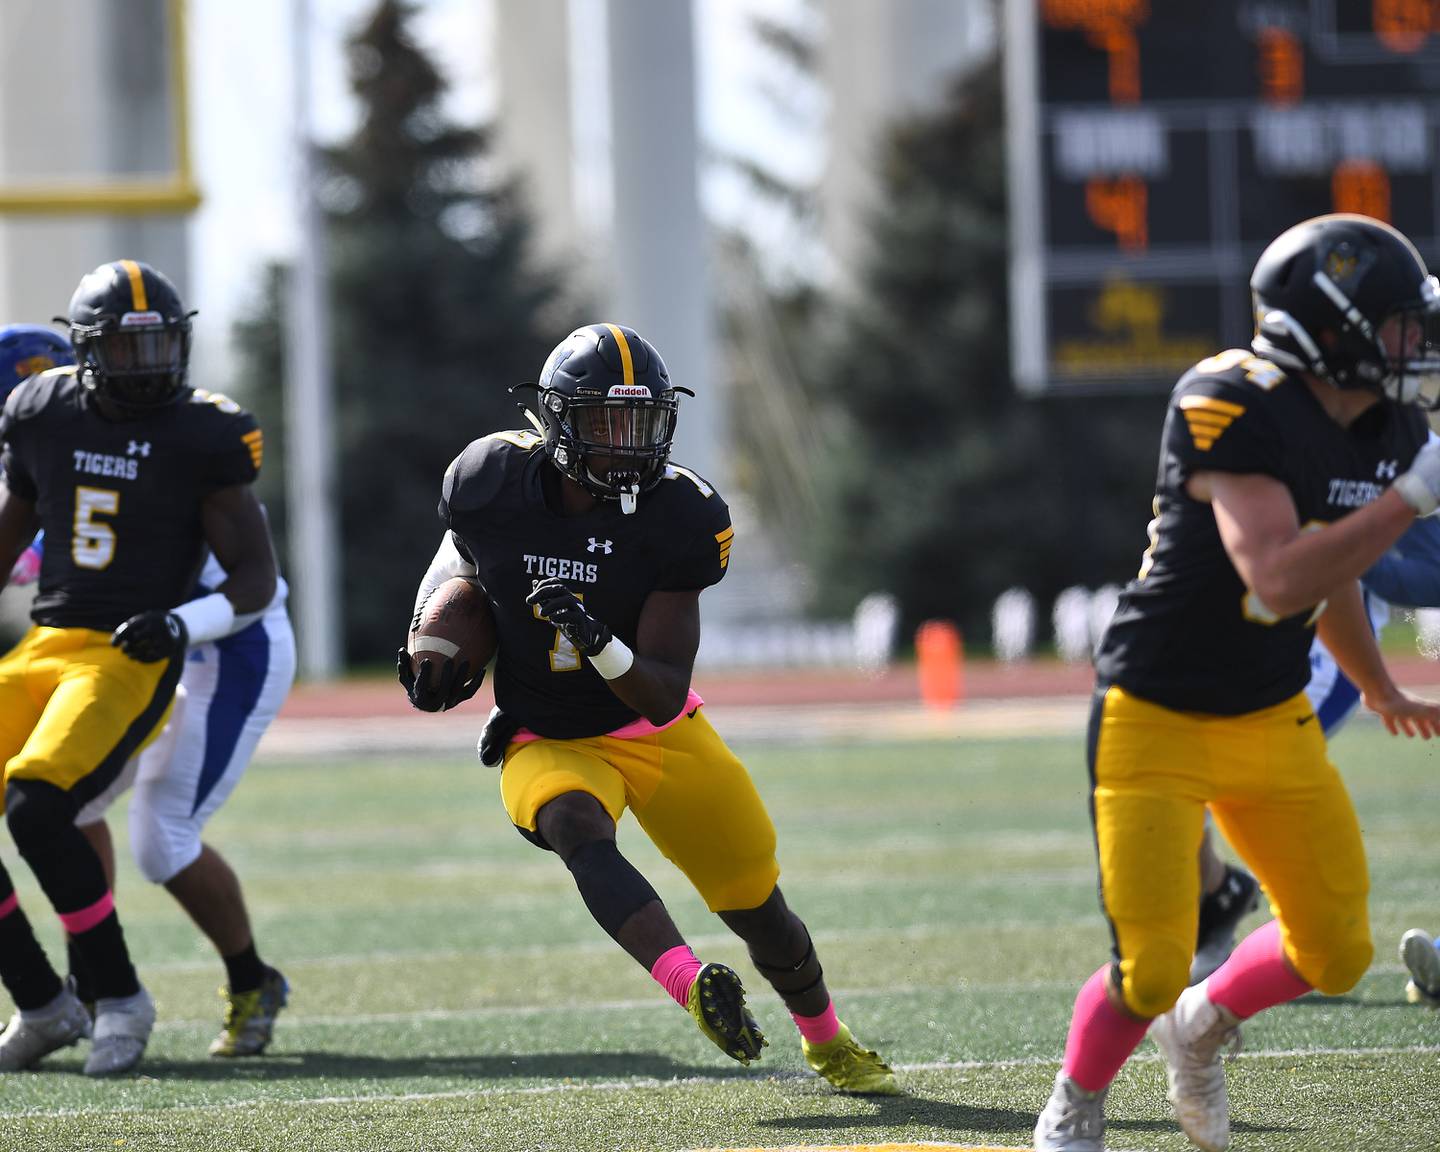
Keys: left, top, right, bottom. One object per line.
{"left": 650, "top": 945, "right": 702, "bottom": 1007}
{"left": 1061, "top": 966, "right": 1151, "bottom": 1093}
{"left": 0, "top": 892, "right": 17, "bottom": 920}
{"left": 1206, "top": 920, "right": 1312, "bottom": 1020}
{"left": 791, "top": 1001, "right": 840, "bottom": 1045}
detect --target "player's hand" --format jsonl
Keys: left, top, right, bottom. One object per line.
{"left": 8, "top": 546, "right": 40, "bottom": 588}
{"left": 1362, "top": 685, "right": 1440, "bottom": 738}
{"left": 111, "top": 611, "right": 188, "bottom": 663}
{"left": 478, "top": 706, "right": 521, "bottom": 767}
{"left": 1394, "top": 440, "right": 1440, "bottom": 516}
{"left": 525, "top": 578, "right": 612, "bottom": 656}
{"left": 397, "top": 647, "right": 484, "bottom": 713}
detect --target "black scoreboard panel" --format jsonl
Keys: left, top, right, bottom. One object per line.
{"left": 1005, "top": 1, "right": 1440, "bottom": 393}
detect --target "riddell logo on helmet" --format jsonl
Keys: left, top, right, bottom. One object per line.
{"left": 119, "top": 311, "right": 163, "bottom": 327}
{"left": 607, "top": 385, "right": 651, "bottom": 398}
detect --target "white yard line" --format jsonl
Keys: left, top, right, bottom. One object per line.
{"left": 6, "top": 1044, "right": 1438, "bottom": 1121}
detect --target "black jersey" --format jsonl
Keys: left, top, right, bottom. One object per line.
{"left": 440, "top": 429, "right": 732, "bottom": 738}
{"left": 0, "top": 368, "right": 262, "bottom": 631}
{"left": 1095, "top": 349, "right": 1427, "bottom": 715}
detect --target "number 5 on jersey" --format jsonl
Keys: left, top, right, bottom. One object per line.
{"left": 73, "top": 485, "right": 119, "bottom": 569}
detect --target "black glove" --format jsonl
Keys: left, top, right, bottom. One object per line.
{"left": 111, "top": 611, "right": 188, "bottom": 663}
{"left": 478, "top": 706, "right": 522, "bottom": 767}
{"left": 525, "top": 578, "right": 612, "bottom": 656}
{"left": 397, "top": 647, "right": 484, "bottom": 713}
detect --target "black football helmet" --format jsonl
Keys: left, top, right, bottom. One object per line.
{"left": 63, "top": 260, "right": 194, "bottom": 411}
{"left": 517, "top": 323, "right": 692, "bottom": 513}
{"left": 1250, "top": 214, "right": 1440, "bottom": 407}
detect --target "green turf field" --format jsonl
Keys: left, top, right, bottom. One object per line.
{"left": 2, "top": 719, "right": 1438, "bottom": 1152}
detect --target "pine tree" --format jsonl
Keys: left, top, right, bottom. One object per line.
{"left": 804, "top": 56, "right": 1161, "bottom": 644}
{"left": 232, "top": 0, "right": 561, "bottom": 664}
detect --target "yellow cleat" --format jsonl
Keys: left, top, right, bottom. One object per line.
{"left": 209, "top": 968, "right": 288, "bottom": 1058}
{"left": 803, "top": 1021, "right": 901, "bottom": 1095}
{"left": 686, "top": 962, "right": 767, "bottom": 1064}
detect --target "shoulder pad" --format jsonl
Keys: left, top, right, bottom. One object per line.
{"left": 4, "top": 365, "right": 72, "bottom": 423}
{"left": 1176, "top": 349, "right": 1290, "bottom": 398}
{"left": 187, "top": 388, "right": 255, "bottom": 422}
{"left": 443, "top": 430, "right": 541, "bottom": 515}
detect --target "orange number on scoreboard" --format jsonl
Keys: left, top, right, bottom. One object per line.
{"left": 1042, "top": 0, "right": 1148, "bottom": 103}
{"left": 1332, "top": 160, "right": 1391, "bottom": 223}
{"left": 1373, "top": 0, "right": 1437, "bottom": 53}
{"left": 1086, "top": 177, "right": 1148, "bottom": 251}
{"left": 1257, "top": 27, "right": 1303, "bottom": 104}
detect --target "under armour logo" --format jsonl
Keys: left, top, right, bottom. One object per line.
{"left": 586, "top": 538, "right": 613, "bottom": 554}
{"left": 1377, "top": 459, "right": 1398, "bottom": 480}
{"left": 127, "top": 440, "right": 151, "bottom": 457}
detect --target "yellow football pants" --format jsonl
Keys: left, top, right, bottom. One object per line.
{"left": 501, "top": 708, "right": 780, "bottom": 912}
{"left": 1089, "top": 685, "right": 1371, "bottom": 1018}
{"left": 0, "top": 626, "right": 180, "bottom": 813}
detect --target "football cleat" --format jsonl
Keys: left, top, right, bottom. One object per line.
{"left": 802, "top": 1021, "right": 901, "bottom": 1095}
{"left": 84, "top": 986, "right": 155, "bottom": 1077}
{"left": 1190, "top": 865, "right": 1261, "bottom": 985}
{"left": 210, "top": 967, "right": 289, "bottom": 1057}
{"left": 1400, "top": 929, "right": 1440, "bottom": 1007}
{"left": 0, "top": 988, "right": 93, "bottom": 1071}
{"left": 1034, "top": 1071, "right": 1107, "bottom": 1151}
{"left": 686, "top": 962, "right": 766, "bottom": 1064}
{"left": 1151, "top": 984, "right": 1240, "bottom": 1152}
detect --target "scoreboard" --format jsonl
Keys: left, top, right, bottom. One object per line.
{"left": 1004, "top": 1, "right": 1440, "bottom": 394}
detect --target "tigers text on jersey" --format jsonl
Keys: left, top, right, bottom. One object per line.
{"left": 439, "top": 430, "right": 732, "bottom": 739}
{"left": 0, "top": 368, "right": 262, "bottom": 631}
{"left": 1095, "top": 349, "right": 1427, "bottom": 715}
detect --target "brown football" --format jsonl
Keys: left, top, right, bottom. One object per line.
{"left": 407, "top": 576, "right": 497, "bottom": 673}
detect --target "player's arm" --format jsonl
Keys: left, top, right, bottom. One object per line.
{"left": 1193, "top": 471, "right": 1417, "bottom": 618}
{"left": 1316, "top": 579, "right": 1440, "bottom": 738}
{"left": 410, "top": 531, "right": 478, "bottom": 631}
{"left": 0, "top": 481, "right": 39, "bottom": 591}
{"left": 116, "top": 484, "right": 278, "bottom": 663}
{"left": 525, "top": 580, "right": 696, "bottom": 725}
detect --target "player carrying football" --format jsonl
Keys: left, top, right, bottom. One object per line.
{"left": 401, "top": 323, "right": 898, "bottom": 1095}
{"left": 0, "top": 261, "right": 277, "bottom": 1076}
{"left": 1034, "top": 215, "right": 1440, "bottom": 1151}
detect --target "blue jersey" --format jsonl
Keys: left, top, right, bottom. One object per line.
{"left": 1307, "top": 514, "right": 1440, "bottom": 736}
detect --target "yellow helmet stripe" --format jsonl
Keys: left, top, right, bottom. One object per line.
{"left": 602, "top": 323, "right": 635, "bottom": 386}
{"left": 119, "top": 260, "right": 149, "bottom": 311}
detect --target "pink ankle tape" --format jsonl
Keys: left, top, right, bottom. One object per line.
{"left": 1206, "top": 920, "right": 1312, "bottom": 1020}
{"left": 791, "top": 1001, "right": 839, "bottom": 1045}
{"left": 57, "top": 891, "right": 114, "bottom": 935}
{"left": 0, "top": 892, "right": 17, "bottom": 921}
{"left": 650, "top": 945, "right": 702, "bottom": 1008}
{"left": 1061, "top": 966, "right": 1150, "bottom": 1093}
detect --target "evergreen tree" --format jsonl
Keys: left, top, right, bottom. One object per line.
{"left": 231, "top": 0, "right": 560, "bottom": 665}
{"left": 804, "top": 56, "right": 1161, "bottom": 644}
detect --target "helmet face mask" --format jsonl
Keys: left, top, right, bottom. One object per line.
{"left": 1250, "top": 214, "right": 1440, "bottom": 409}
{"left": 524, "top": 324, "right": 688, "bottom": 513}
{"left": 65, "top": 261, "right": 193, "bottom": 414}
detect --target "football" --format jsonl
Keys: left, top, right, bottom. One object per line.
{"left": 407, "top": 576, "right": 497, "bottom": 674}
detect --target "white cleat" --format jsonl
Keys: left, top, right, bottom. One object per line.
{"left": 84, "top": 987, "right": 155, "bottom": 1077}
{"left": 1034, "top": 1071, "right": 1107, "bottom": 1150}
{"left": 1151, "top": 983, "right": 1240, "bottom": 1152}
{"left": 1400, "top": 929, "right": 1440, "bottom": 1007}
{"left": 0, "top": 988, "right": 93, "bottom": 1070}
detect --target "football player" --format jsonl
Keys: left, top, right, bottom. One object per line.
{"left": 1035, "top": 215, "right": 1440, "bottom": 1151}
{"left": 0, "top": 262, "right": 277, "bottom": 1077}
{"left": 401, "top": 323, "right": 898, "bottom": 1095}
{"left": 1193, "top": 513, "right": 1440, "bottom": 987}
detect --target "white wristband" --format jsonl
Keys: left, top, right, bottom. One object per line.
{"left": 587, "top": 636, "right": 635, "bottom": 680}
{"left": 171, "top": 592, "right": 236, "bottom": 645}
{"left": 1394, "top": 471, "right": 1439, "bottom": 516}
